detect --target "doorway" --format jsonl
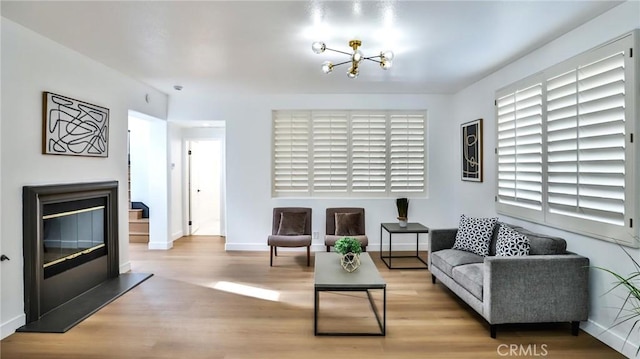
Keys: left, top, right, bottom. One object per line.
{"left": 188, "top": 140, "right": 222, "bottom": 236}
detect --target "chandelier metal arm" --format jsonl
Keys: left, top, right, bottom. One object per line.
{"left": 323, "top": 48, "right": 353, "bottom": 56}
{"left": 332, "top": 60, "right": 353, "bottom": 67}
{"left": 363, "top": 56, "right": 383, "bottom": 64}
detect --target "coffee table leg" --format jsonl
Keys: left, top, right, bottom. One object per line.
{"left": 314, "top": 288, "right": 319, "bottom": 335}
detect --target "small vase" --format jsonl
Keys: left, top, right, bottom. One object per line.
{"left": 340, "top": 252, "right": 361, "bottom": 272}
{"left": 398, "top": 219, "right": 408, "bottom": 228}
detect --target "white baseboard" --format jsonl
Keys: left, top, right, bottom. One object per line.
{"left": 172, "top": 230, "right": 183, "bottom": 241}
{"left": 148, "top": 241, "right": 173, "bottom": 250}
{"left": 1, "top": 314, "right": 25, "bottom": 340}
{"left": 582, "top": 319, "right": 639, "bottom": 358}
{"left": 119, "top": 261, "right": 131, "bottom": 273}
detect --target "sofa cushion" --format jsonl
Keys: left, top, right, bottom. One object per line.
{"left": 513, "top": 228, "right": 567, "bottom": 255}
{"left": 451, "top": 263, "right": 484, "bottom": 301}
{"left": 430, "top": 249, "right": 484, "bottom": 277}
{"left": 495, "top": 225, "right": 530, "bottom": 256}
{"left": 276, "top": 212, "right": 307, "bottom": 235}
{"left": 452, "top": 215, "right": 498, "bottom": 256}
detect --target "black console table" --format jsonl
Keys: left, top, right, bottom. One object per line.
{"left": 379, "top": 222, "right": 429, "bottom": 269}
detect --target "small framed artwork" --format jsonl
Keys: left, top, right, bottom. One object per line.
{"left": 43, "top": 92, "right": 110, "bottom": 157}
{"left": 461, "top": 118, "right": 483, "bottom": 182}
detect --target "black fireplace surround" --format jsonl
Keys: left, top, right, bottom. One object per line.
{"left": 23, "top": 181, "right": 119, "bottom": 323}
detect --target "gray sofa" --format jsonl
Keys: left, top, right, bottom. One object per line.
{"left": 429, "top": 223, "right": 589, "bottom": 338}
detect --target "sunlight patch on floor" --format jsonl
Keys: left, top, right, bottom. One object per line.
{"left": 211, "top": 281, "right": 280, "bottom": 301}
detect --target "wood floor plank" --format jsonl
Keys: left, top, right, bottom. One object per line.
{"left": 0, "top": 235, "right": 625, "bottom": 358}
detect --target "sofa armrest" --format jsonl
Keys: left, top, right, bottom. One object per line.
{"left": 429, "top": 228, "right": 458, "bottom": 253}
{"left": 483, "top": 254, "right": 589, "bottom": 324}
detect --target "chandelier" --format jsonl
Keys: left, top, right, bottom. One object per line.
{"left": 311, "top": 39, "right": 394, "bottom": 78}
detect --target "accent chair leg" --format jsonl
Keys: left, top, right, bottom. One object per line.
{"left": 307, "top": 246, "right": 310, "bottom": 267}
{"left": 571, "top": 321, "right": 580, "bottom": 336}
{"left": 490, "top": 325, "right": 497, "bottom": 339}
{"left": 274, "top": 247, "right": 278, "bottom": 256}
{"left": 326, "top": 246, "right": 330, "bottom": 252}
{"left": 431, "top": 275, "right": 436, "bottom": 284}
{"left": 270, "top": 246, "right": 273, "bottom": 267}
{"left": 362, "top": 245, "right": 367, "bottom": 252}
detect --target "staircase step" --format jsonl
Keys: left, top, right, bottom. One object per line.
{"left": 129, "top": 220, "right": 149, "bottom": 233}
{"left": 129, "top": 233, "right": 149, "bottom": 243}
{"left": 128, "top": 209, "right": 143, "bottom": 220}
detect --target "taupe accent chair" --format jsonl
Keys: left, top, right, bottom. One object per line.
{"left": 268, "top": 207, "right": 312, "bottom": 267}
{"left": 324, "top": 207, "right": 368, "bottom": 252}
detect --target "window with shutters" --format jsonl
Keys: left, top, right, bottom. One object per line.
{"left": 272, "top": 110, "right": 427, "bottom": 198}
{"left": 496, "top": 32, "right": 637, "bottom": 246}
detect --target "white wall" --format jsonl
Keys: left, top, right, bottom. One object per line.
{"left": 129, "top": 116, "right": 151, "bottom": 204}
{"left": 168, "top": 123, "right": 184, "bottom": 240}
{"left": 0, "top": 18, "right": 168, "bottom": 338}
{"left": 450, "top": 2, "right": 640, "bottom": 356}
{"left": 168, "top": 94, "right": 457, "bottom": 252}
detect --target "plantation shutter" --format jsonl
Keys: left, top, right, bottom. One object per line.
{"left": 496, "top": 83, "right": 544, "bottom": 211}
{"left": 546, "top": 52, "right": 626, "bottom": 226}
{"left": 389, "top": 113, "right": 426, "bottom": 193}
{"left": 351, "top": 113, "right": 387, "bottom": 193}
{"left": 312, "top": 111, "right": 348, "bottom": 193}
{"left": 272, "top": 111, "right": 310, "bottom": 194}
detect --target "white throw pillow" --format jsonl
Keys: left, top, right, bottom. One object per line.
{"left": 495, "top": 225, "right": 530, "bottom": 256}
{"left": 452, "top": 215, "right": 498, "bottom": 256}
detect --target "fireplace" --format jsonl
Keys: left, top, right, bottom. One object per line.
{"left": 23, "top": 181, "right": 119, "bottom": 323}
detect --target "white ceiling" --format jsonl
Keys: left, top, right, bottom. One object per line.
{"left": 1, "top": 1, "right": 623, "bottom": 97}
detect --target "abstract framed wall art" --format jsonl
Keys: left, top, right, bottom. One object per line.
{"left": 43, "top": 92, "right": 110, "bottom": 157}
{"left": 461, "top": 118, "right": 483, "bottom": 182}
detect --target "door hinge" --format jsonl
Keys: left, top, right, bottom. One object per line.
{"left": 631, "top": 133, "right": 634, "bottom": 143}
{"left": 494, "top": 196, "right": 498, "bottom": 202}
{"left": 188, "top": 220, "right": 192, "bottom": 226}
{"left": 630, "top": 48, "right": 633, "bottom": 58}
{"left": 494, "top": 148, "right": 497, "bottom": 154}
{"left": 630, "top": 218, "right": 633, "bottom": 228}
{"left": 494, "top": 100, "right": 497, "bottom": 106}
{"left": 188, "top": 150, "right": 192, "bottom": 155}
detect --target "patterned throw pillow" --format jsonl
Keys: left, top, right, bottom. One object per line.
{"left": 495, "top": 225, "right": 530, "bottom": 256}
{"left": 452, "top": 215, "right": 498, "bottom": 256}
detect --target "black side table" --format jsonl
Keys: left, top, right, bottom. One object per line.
{"left": 380, "top": 223, "right": 429, "bottom": 269}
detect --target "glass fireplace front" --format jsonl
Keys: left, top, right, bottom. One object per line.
{"left": 42, "top": 197, "right": 108, "bottom": 278}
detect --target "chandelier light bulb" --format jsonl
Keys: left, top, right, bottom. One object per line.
{"left": 312, "top": 41, "right": 326, "bottom": 54}
{"left": 352, "top": 50, "right": 363, "bottom": 63}
{"left": 321, "top": 61, "right": 334, "bottom": 74}
{"left": 381, "top": 50, "right": 394, "bottom": 61}
{"left": 347, "top": 67, "right": 359, "bottom": 79}
{"left": 380, "top": 60, "right": 393, "bottom": 70}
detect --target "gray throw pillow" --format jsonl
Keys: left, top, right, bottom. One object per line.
{"left": 495, "top": 224, "right": 530, "bottom": 256}
{"left": 452, "top": 214, "right": 498, "bottom": 256}
{"left": 335, "top": 212, "right": 361, "bottom": 236}
{"left": 277, "top": 212, "right": 306, "bottom": 235}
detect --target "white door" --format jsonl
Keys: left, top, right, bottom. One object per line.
{"left": 188, "top": 140, "right": 222, "bottom": 236}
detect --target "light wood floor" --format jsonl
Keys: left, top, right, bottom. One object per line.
{"left": 1, "top": 236, "right": 625, "bottom": 358}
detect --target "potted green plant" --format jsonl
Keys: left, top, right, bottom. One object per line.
{"left": 594, "top": 240, "right": 639, "bottom": 356}
{"left": 396, "top": 198, "right": 409, "bottom": 227}
{"left": 335, "top": 237, "right": 362, "bottom": 272}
